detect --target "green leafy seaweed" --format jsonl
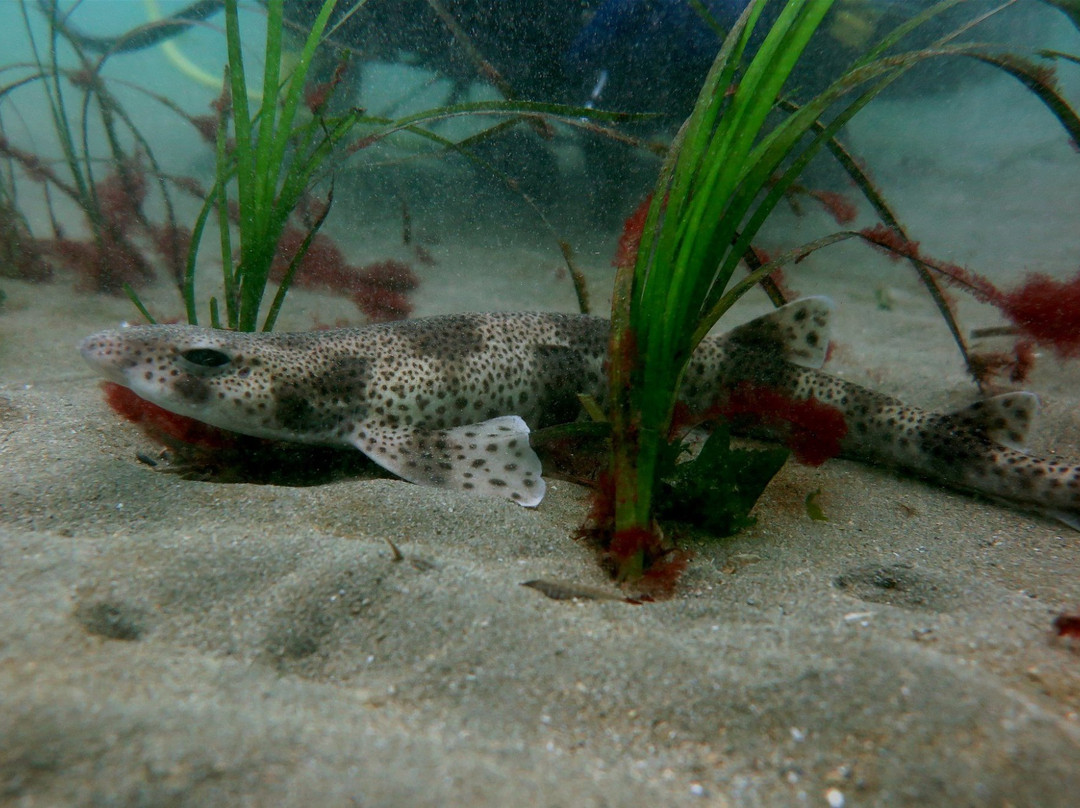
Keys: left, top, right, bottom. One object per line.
{"left": 658, "top": 425, "right": 790, "bottom": 536}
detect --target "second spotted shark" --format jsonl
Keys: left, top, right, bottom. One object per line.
{"left": 79, "top": 298, "right": 1080, "bottom": 526}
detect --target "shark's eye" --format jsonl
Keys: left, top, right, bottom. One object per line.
{"left": 179, "top": 348, "right": 231, "bottom": 369}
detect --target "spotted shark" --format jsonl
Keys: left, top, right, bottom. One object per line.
{"left": 79, "top": 298, "right": 1080, "bottom": 526}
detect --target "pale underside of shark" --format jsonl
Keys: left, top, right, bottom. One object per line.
{"left": 79, "top": 298, "right": 1080, "bottom": 528}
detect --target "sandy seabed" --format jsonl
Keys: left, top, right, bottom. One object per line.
{"left": 4, "top": 69, "right": 1080, "bottom": 805}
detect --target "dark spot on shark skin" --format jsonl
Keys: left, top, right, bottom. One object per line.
{"left": 275, "top": 358, "right": 370, "bottom": 434}
{"left": 532, "top": 344, "right": 591, "bottom": 427}
{"left": 834, "top": 563, "right": 958, "bottom": 612}
{"left": 728, "top": 320, "right": 787, "bottom": 359}
{"left": 550, "top": 313, "right": 608, "bottom": 356}
{"left": 725, "top": 348, "right": 795, "bottom": 391}
{"left": 173, "top": 374, "right": 210, "bottom": 404}
{"left": 276, "top": 390, "right": 316, "bottom": 433}
{"left": 402, "top": 314, "right": 485, "bottom": 357}
{"left": 322, "top": 356, "right": 373, "bottom": 400}
{"left": 918, "top": 414, "right": 995, "bottom": 482}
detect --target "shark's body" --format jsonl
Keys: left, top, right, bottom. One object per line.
{"left": 79, "top": 299, "right": 1080, "bottom": 525}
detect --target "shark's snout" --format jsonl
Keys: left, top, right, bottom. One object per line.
{"left": 79, "top": 330, "right": 133, "bottom": 385}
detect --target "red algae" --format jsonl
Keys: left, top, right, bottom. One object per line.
{"left": 147, "top": 223, "right": 193, "bottom": 282}
{"left": 576, "top": 472, "right": 682, "bottom": 596}
{"left": 1053, "top": 612, "right": 1080, "bottom": 639}
{"left": 42, "top": 159, "right": 173, "bottom": 291}
{"left": 751, "top": 246, "right": 798, "bottom": 300}
{"left": 969, "top": 339, "right": 1037, "bottom": 387}
{"left": 304, "top": 58, "right": 350, "bottom": 113}
{"left": 860, "top": 224, "right": 1080, "bottom": 369}
{"left": 271, "top": 229, "right": 349, "bottom": 289}
{"left": 270, "top": 228, "right": 419, "bottom": 322}
{"left": 636, "top": 551, "right": 691, "bottom": 599}
{"left": 719, "top": 383, "right": 848, "bottom": 466}
{"left": 102, "top": 381, "right": 240, "bottom": 450}
{"left": 44, "top": 230, "right": 155, "bottom": 294}
{"left": 0, "top": 199, "right": 51, "bottom": 283}
{"left": 613, "top": 194, "right": 652, "bottom": 269}
{"left": 999, "top": 271, "right": 1080, "bottom": 358}
{"left": 607, "top": 525, "right": 689, "bottom": 599}
{"left": 352, "top": 259, "right": 420, "bottom": 322}
{"left": 96, "top": 164, "right": 148, "bottom": 230}
{"left": 608, "top": 526, "right": 662, "bottom": 563}
{"left": 0, "top": 142, "right": 194, "bottom": 292}
{"left": 809, "top": 189, "right": 858, "bottom": 226}
{"left": 1010, "top": 339, "right": 1037, "bottom": 383}
{"left": 671, "top": 383, "right": 848, "bottom": 467}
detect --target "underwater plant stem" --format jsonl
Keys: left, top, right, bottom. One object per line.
{"left": 22, "top": 1, "right": 94, "bottom": 222}
{"left": 608, "top": 254, "right": 654, "bottom": 537}
{"left": 216, "top": 153, "right": 235, "bottom": 325}
{"left": 263, "top": 185, "right": 335, "bottom": 332}
{"left": 123, "top": 283, "right": 157, "bottom": 324}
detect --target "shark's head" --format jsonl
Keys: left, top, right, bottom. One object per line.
{"left": 79, "top": 325, "right": 372, "bottom": 444}
{"left": 80, "top": 320, "right": 548, "bottom": 506}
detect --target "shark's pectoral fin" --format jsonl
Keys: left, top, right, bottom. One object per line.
{"left": 723, "top": 296, "right": 834, "bottom": 368}
{"left": 349, "top": 415, "right": 547, "bottom": 507}
{"left": 951, "top": 392, "right": 1039, "bottom": 451}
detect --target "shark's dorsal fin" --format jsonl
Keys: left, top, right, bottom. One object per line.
{"left": 723, "top": 296, "right": 833, "bottom": 368}
{"left": 350, "top": 415, "right": 546, "bottom": 506}
{"left": 951, "top": 392, "right": 1039, "bottom": 450}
